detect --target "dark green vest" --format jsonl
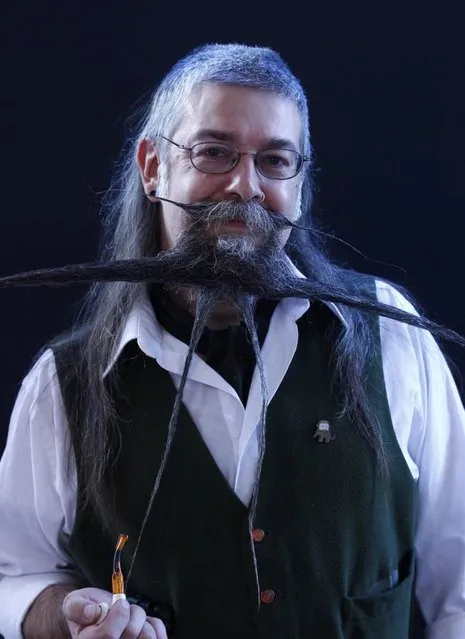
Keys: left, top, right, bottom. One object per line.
{"left": 54, "top": 295, "right": 422, "bottom": 638}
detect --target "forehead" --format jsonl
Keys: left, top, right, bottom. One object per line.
{"left": 175, "top": 83, "right": 302, "bottom": 148}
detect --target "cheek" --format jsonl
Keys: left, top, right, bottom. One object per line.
{"left": 159, "top": 207, "right": 188, "bottom": 250}
{"left": 267, "top": 183, "right": 301, "bottom": 218}
{"left": 172, "top": 166, "right": 223, "bottom": 201}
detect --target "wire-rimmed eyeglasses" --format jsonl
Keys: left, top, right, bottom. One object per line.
{"left": 161, "top": 135, "right": 310, "bottom": 180}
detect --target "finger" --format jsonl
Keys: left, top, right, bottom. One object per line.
{"left": 121, "top": 604, "right": 147, "bottom": 638}
{"left": 139, "top": 621, "right": 157, "bottom": 639}
{"left": 146, "top": 617, "right": 168, "bottom": 639}
{"left": 94, "top": 599, "right": 131, "bottom": 635}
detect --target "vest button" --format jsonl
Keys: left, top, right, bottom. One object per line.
{"left": 260, "top": 589, "right": 276, "bottom": 604}
{"left": 252, "top": 528, "right": 266, "bottom": 542}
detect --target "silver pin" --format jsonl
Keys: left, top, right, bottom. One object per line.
{"left": 313, "top": 420, "right": 335, "bottom": 443}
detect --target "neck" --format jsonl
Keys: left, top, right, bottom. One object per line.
{"left": 168, "top": 286, "right": 242, "bottom": 329}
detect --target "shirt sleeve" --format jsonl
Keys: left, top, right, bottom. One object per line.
{"left": 376, "top": 280, "right": 465, "bottom": 638}
{"left": 0, "top": 349, "right": 82, "bottom": 639}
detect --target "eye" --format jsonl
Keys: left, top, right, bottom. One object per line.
{"left": 194, "top": 144, "right": 234, "bottom": 158}
{"left": 261, "top": 151, "right": 291, "bottom": 167}
{"left": 203, "top": 146, "right": 225, "bottom": 157}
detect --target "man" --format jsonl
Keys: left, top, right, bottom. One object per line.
{"left": 0, "top": 42, "right": 464, "bottom": 639}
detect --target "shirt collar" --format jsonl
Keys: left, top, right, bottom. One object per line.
{"left": 103, "top": 260, "right": 347, "bottom": 377}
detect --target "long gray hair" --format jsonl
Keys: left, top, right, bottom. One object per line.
{"left": 61, "top": 44, "right": 389, "bottom": 526}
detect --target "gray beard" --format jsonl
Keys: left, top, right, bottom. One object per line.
{"left": 158, "top": 198, "right": 296, "bottom": 310}
{"left": 215, "top": 233, "right": 257, "bottom": 256}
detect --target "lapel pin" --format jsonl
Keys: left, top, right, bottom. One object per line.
{"left": 313, "top": 420, "right": 335, "bottom": 443}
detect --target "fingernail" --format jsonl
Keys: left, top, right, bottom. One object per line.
{"left": 83, "top": 604, "right": 97, "bottom": 620}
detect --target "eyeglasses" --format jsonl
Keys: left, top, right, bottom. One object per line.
{"left": 161, "top": 135, "right": 310, "bottom": 180}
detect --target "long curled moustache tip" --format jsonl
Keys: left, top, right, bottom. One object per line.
{"left": 152, "top": 194, "right": 411, "bottom": 264}
{"left": 150, "top": 194, "right": 215, "bottom": 216}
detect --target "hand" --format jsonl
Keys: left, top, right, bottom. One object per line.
{"left": 62, "top": 587, "right": 168, "bottom": 638}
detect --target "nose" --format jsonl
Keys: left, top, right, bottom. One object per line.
{"left": 222, "top": 153, "right": 265, "bottom": 203}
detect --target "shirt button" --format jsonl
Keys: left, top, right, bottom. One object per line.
{"left": 252, "top": 528, "right": 266, "bottom": 542}
{"left": 260, "top": 589, "right": 276, "bottom": 604}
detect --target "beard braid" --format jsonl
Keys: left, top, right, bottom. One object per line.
{"left": 126, "top": 286, "right": 217, "bottom": 584}
{"left": 2, "top": 255, "right": 462, "bottom": 345}
{"left": 236, "top": 295, "right": 269, "bottom": 606}
{"left": 237, "top": 295, "right": 269, "bottom": 524}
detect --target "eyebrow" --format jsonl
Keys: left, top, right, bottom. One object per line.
{"left": 190, "top": 128, "right": 299, "bottom": 151}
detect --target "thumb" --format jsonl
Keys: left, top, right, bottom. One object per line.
{"left": 62, "top": 593, "right": 103, "bottom": 625}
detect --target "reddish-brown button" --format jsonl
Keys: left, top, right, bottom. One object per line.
{"left": 252, "top": 528, "right": 266, "bottom": 542}
{"left": 260, "top": 589, "right": 276, "bottom": 604}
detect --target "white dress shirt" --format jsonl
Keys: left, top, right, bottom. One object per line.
{"left": 0, "top": 280, "right": 465, "bottom": 639}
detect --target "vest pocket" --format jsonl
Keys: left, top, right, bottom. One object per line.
{"left": 341, "top": 554, "right": 414, "bottom": 639}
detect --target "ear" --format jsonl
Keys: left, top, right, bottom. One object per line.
{"left": 136, "top": 138, "right": 160, "bottom": 194}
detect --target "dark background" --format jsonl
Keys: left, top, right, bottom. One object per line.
{"left": 1, "top": 0, "right": 464, "bottom": 459}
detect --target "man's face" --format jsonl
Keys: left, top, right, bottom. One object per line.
{"left": 138, "top": 83, "right": 303, "bottom": 251}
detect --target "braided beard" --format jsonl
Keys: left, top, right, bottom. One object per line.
{"left": 126, "top": 199, "right": 289, "bottom": 583}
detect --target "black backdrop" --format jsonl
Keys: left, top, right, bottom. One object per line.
{"left": 1, "top": 0, "right": 464, "bottom": 458}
